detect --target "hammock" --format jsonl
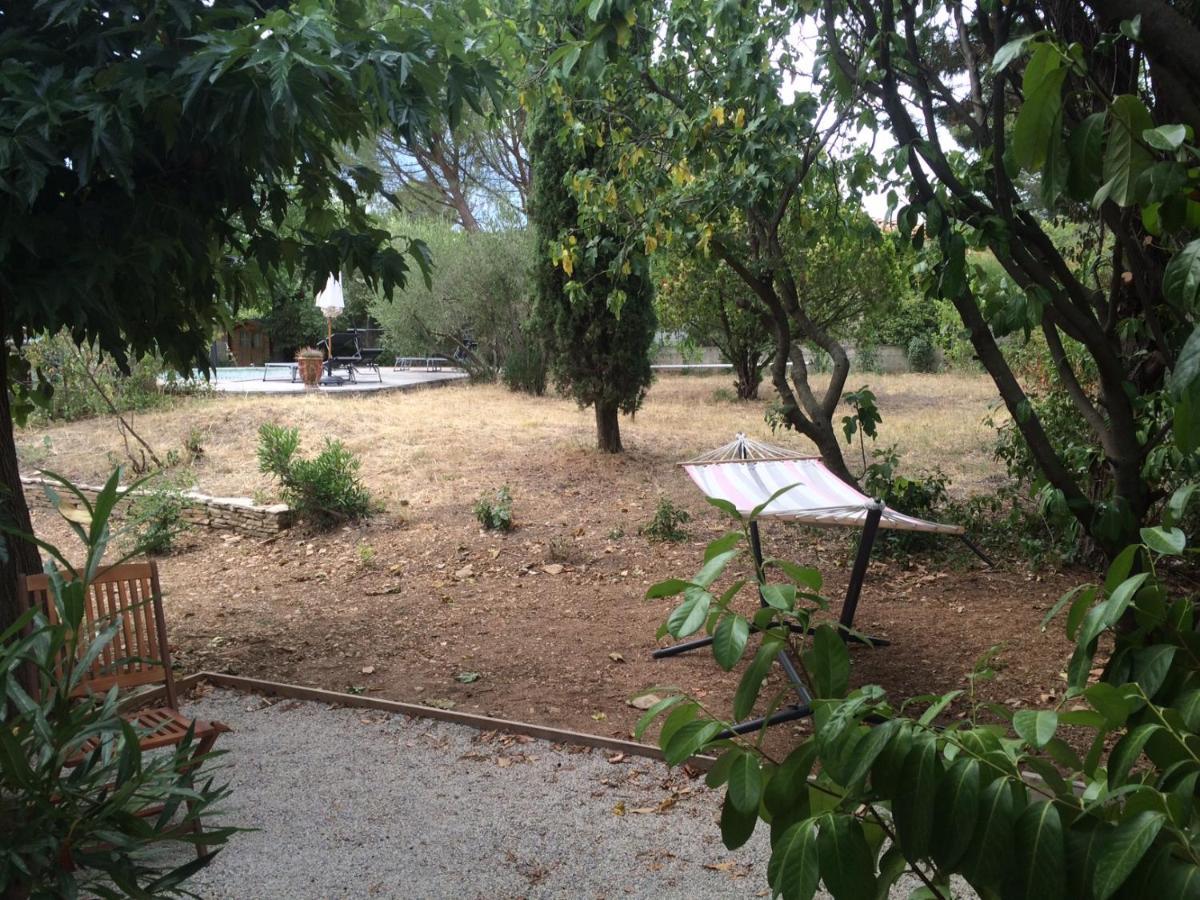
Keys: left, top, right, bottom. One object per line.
{"left": 680, "top": 434, "right": 964, "bottom": 536}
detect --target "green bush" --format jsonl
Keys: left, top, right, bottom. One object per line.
{"left": 0, "top": 470, "right": 233, "bottom": 896}
{"left": 474, "top": 486, "right": 514, "bottom": 531}
{"left": 502, "top": 345, "right": 548, "bottom": 396}
{"left": 641, "top": 498, "right": 690, "bottom": 543}
{"left": 256, "top": 424, "right": 371, "bottom": 529}
{"left": 640, "top": 484, "right": 1200, "bottom": 900}
{"left": 19, "top": 330, "right": 174, "bottom": 422}
{"left": 906, "top": 334, "right": 938, "bottom": 372}
{"left": 127, "top": 482, "right": 190, "bottom": 555}
{"left": 863, "top": 444, "right": 950, "bottom": 555}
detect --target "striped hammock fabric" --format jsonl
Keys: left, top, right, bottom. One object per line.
{"left": 681, "top": 435, "right": 964, "bottom": 536}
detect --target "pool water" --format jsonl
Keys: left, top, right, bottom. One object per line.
{"left": 194, "top": 367, "right": 274, "bottom": 382}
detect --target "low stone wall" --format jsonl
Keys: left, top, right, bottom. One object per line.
{"left": 21, "top": 475, "right": 292, "bottom": 538}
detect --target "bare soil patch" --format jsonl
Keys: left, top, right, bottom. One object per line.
{"left": 22, "top": 373, "right": 1080, "bottom": 748}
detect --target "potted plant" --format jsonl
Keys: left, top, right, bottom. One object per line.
{"left": 295, "top": 347, "right": 324, "bottom": 387}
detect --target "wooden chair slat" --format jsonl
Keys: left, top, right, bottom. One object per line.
{"left": 19, "top": 562, "right": 229, "bottom": 857}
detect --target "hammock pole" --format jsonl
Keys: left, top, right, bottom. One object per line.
{"left": 839, "top": 503, "right": 883, "bottom": 636}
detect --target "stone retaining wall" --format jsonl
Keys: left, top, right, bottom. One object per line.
{"left": 21, "top": 475, "right": 292, "bottom": 538}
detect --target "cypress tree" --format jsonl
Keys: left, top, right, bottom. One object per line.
{"left": 527, "top": 90, "right": 656, "bottom": 453}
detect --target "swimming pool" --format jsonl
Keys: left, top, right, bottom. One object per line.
{"left": 191, "top": 367, "right": 275, "bottom": 382}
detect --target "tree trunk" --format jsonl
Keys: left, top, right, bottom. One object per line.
{"left": 0, "top": 352, "right": 42, "bottom": 638}
{"left": 732, "top": 350, "right": 762, "bottom": 400}
{"left": 595, "top": 401, "right": 623, "bottom": 453}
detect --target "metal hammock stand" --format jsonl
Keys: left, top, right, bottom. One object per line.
{"left": 654, "top": 433, "right": 989, "bottom": 738}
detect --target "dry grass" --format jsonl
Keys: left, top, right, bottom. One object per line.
{"left": 15, "top": 371, "right": 1006, "bottom": 508}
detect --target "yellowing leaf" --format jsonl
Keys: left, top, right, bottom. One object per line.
{"left": 58, "top": 503, "right": 91, "bottom": 526}
{"left": 644, "top": 234, "right": 658, "bottom": 254}
{"left": 711, "top": 105, "right": 726, "bottom": 126}
{"left": 734, "top": 107, "right": 746, "bottom": 129}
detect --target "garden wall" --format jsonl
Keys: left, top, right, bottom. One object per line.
{"left": 21, "top": 475, "right": 293, "bottom": 538}
{"left": 653, "top": 343, "right": 945, "bottom": 374}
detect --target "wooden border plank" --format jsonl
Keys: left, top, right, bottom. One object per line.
{"left": 191, "top": 672, "right": 714, "bottom": 769}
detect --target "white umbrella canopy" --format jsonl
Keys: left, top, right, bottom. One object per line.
{"left": 315, "top": 275, "right": 345, "bottom": 317}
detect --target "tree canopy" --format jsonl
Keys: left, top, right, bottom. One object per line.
{"left": 0, "top": 0, "right": 499, "bottom": 628}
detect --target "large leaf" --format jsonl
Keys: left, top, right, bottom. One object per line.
{"left": 666, "top": 586, "right": 711, "bottom": 638}
{"left": 1067, "top": 112, "right": 1106, "bottom": 201}
{"left": 1012, "top": 709, "right": 1058, "bottom": 749}
{"left": 768, "top": 819, "right": 821, "bottom": 900}
{"left": 1099, "top": 94, "right": 1154, "bottom": 208}
{"left": 712, "top": 613, "right": 750, "bottom": 671}
{"left": 1093, "top": 811, "right": 1165, "bottom": 900}
{"left": 726, "top": 750, "right": 763, "bottom": 814}
{"left": 1012, "top": 43, "right": 1066, "bottom": 171}
{"left": 734, "top": 639, "right": 783, "bottom": 721}
{"left": 893, "top": 735, "right": 940, "bottom": 860}
{"left": 1012, "top": 801, "right": 1065, "bottom": 900}
{"left": 932, "top": 755, "right": 979, "bottom": 869}
{"left": 1140, "top": 526, "right": 1186, "bottom": 555}
{"left": 816, "top": 814, "right": 876, "bottom": 899}
{"left": 1164, "top": 239, "right": 1200, "bottom": 312}
{"left": 960, "top": 778, "right": 1018, "bottom": 892}
{"left": 719, "top": 792, "right": 759, "bottom": 850}
{"left": 803, "top": 624, "right": 849, "bottom": 699}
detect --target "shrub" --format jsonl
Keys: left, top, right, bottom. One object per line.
{"left": 19, "top": 330, "right": 172, "bottom": 422}
{"left": 0, "top": 470, "right": 233, "bottom": 896}
{"left": 474, "top": 486, "right": 514, "bottom": 531}
{"left": 906, "top": 334, "right": 938, "bottom": 372}
{"left": 127, "top": 481, "right": 190, "bottom": 555}
{"left": 639, "top": 484, "right": 1200, "bottom": 900}
{"left": 502, "top": 345, "right": 547, "bottom": 396}
{"left": 854, "top": 343, "right": 880, "bottom": 373}
{"left": 641, "top": 498, "right": 690, "bottom": 542}
{"left": 256, "top": 424, "right": 371, "bottom": 529}
{"left": 862, "top": 444, "right": 950, "bottom": 555}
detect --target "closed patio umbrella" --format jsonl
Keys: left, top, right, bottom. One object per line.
{"left": 315, "top": 275, "right": 345, "bottom": 357}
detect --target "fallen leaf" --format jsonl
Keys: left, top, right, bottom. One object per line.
{"left": 628, "top": 693, "right": 662, "bottom": 710}
{"left": 361, "top": 665, "right": 375, "bottom": 675}
{"left": 608, "top": 651, "right": 626, "bottom": 663}
{"left": 456, "top": 671, "right": 481, "bottom": 684}
{"left": 542, "top": 564, "right": 564, "bottom": 575}
{"left": 423, "top": 698, "right": 456, "bottom": 710}
{"left": 612, "top": 801, "right": 626, "bottom": 816}
{"left": 454, "top": 564, "right": 474, "bottom": 579}
{"left": 607, "top": 753, "right": 627, "bottom": 764}
{"left": 704, "top": 862, "right": 736, "bottom": 872}
{"left": 591, "top": 711, "right": 607, "bottom": 721}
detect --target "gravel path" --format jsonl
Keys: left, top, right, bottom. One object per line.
{"left": 170, "top": 689, "right": 951, "bottom": 899}
{"left": 175, "top": 689, "right": 774, "bottom": 899}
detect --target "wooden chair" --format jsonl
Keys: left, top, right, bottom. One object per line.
{"left": 20, "top": 562, "right": 229, "bottom": 852}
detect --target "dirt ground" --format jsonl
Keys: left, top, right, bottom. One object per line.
{"left": 21, "top": 374, "right": 1083, "bottom": 746}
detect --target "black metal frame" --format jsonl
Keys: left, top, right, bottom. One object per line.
{"left": 652, "top": 501, "right": 887, "bottom": 738}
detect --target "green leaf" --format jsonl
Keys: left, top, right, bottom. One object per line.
{"left": 761, "top": 583, "right": 797, "bottom": 612}
{"left": 893, "top": 736, "right": 940, "bottom": 860}
{"left": 734, "top": 639, "right": 783, "bottom": 721}
{"left": 1101, "top": 95, "right": 1154, "bottom": 207}
{"left": 633, "top": 695, "right": 683, "bottom": 740}
{"left": 931, "top": 755, "right": 979, "bottom": 870}
{"left": 1085, "top": 682, "right": 1134, "bottom": 728}
{"left": 666, "top": 587, "right": 711, "bottom": 638}
{"left": 1012, "top": 44, "right": 1067, "bottom": 171}
{"left": 645, "top": 578, "right": 690, "bottom": 599}
{"left": 1012, "top": 709, "right": 1058, "bottom": 749}
{"left": 663, "top": 719, "right": 723, "bottom": 765}
{"left": 713, "top": 614, "right": 750, "bottom": 671}
{"left": 960, "top": 778, "right": 1018, "bottom": 892}
{"left": 991, "top": 34, "right": 1038, "bottom": 73}
{"left": 803, "top": 624, "right": 849, "bottom": 699}
{"left": 719, "top": 791, "right": 759, "bottom": 849}
{"left": 1108, "top": 724, "right": 1161, "bottom": 788}
{"left": 768, "top": 819, "right": 820, "bottom": 900}
{"left": 817, "top": 815, "right": 877, "bottom": 899}
{"left": 1093, "top": 811, "right": 1165, "bottom": 900}
{"left": 1141, "top": 526, "right": 1186, "bottom": 555}
{"left": 767, "top": 559, "right": 823, "bottom": 590}
{"left": 1132, "top": 644, "right": 1176, "bottom": 698}
{"left": 705, "top": 747, "right": 739, "bottom": 789}
{"left": 1013, "top": 801, "right": 1065, "bottom": 900}
{"left": 1166, "top": 484, "right": 1198, "bottom": 528}
{"left": 693, "top": 549, "right": 738, "bottom": 588}
{"left": 1164, "top": 239, "right": 1200, "bottom": 312}
{"left": 1067, "top": 112, "right": 1106, "bottom": 201}
{"left": 704, "top": 531, "right": 742, "bottom": 562}
{"left": 726, "top": 750, "right": 763, "bottom": 814}
{"left": 1143, "top": 124, "right": 1187, "bottom": 151}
